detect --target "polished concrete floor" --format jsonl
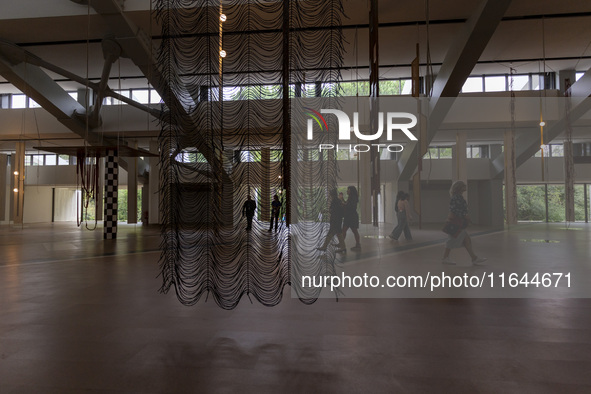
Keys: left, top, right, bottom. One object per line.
{"left": 1, "top": 221, "right": 591, "bottom": 393}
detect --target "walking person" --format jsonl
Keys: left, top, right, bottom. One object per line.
{"left": 442, "top": 181, "right": 487, "bottom": 265}
{"left": 242, "top": 194, "right": 257, "bottom": 231}
{"left": 268, "top": 194, "right": 281, "bottom": 232}
{"left": 317, "top": 189, "right": 346, "bottom": 252}
{"left": 389, "top": 191, "right": 413, "bottom": 241}
{"left": 342, "top": 186, "right": 361, "bottom": 251}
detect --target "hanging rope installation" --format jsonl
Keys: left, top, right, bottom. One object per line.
{"left": 156, "top": 0, "right": 345, "bottom": 309}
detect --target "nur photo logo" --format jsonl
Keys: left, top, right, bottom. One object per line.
{"left": 305, "top": 108, "right": 418, "bottom": 153}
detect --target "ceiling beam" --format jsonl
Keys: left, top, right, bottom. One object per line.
{"left": 397, "top": 0, "right": 512, "bottom": 181}
{"left": 86, "top": 0, "right": 230, "bottom": 183}
{"left": 0, "top": 43, "right": 101, "bottom": 145}
{"left": 0, "top": 40, "right": 147, "bottom": 172}
{"left": 490, "top": 68, "right": 591, "bottom": 179}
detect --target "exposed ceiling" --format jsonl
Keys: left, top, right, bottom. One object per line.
{"left": 0, "top": 0, "right": 590, "bottom": 157}
{"left": 1, "top": 0, "right": 590, "bottom": 92}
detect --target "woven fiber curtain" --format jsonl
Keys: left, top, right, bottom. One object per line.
{"left": 156, "top": 0, "right": 344, "bottom": 309}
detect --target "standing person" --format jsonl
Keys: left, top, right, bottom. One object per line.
{"left": 342, "top": 186, "right": 361, "bottom": 251}
{"left": 317, "top": 189, "right": 346, "bottom": 252}
{"left": 242, "top": 194, "right": 257, "bottom": 231}
{"left": 442, "top": 181, "right": 487, "bottom": 265}
{"left": 389, "top": 191, "right": 413, "bottom": 241}
{"left": 268, "top": 194, "right": 281, "bottom": 232}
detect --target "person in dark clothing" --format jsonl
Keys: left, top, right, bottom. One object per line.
{"left": 317, "top": 189, "right": 346, "bottom": 252}
{"left": 342, "top": 186, "right": 361, "bottom": 251}
{"left": 268, "top": 194, "right": 281, "bottom": 232}
{"left": 242, "top": 195, "right": 257, "bottom": 231}
{"left": 441, "top": 180, "right": 486, "bottom": 265}
{"left": 389, "top": 191, "right": 413, "bottom": 241}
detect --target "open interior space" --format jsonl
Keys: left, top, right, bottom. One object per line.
{"left": 2, "top": 0, "right": 591, "bottom": 392}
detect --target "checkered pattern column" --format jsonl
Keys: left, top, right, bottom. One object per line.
{"left": 104, "top": 149, "right": 118, "bottom": 239}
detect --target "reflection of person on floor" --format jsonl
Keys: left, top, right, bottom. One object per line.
{"left": 442, "top": 181, "right": 487, "bottom": 265}
{"left": 268, "top": 194, "right": 281, "bottom": 232}
{"left": 242, "top": 195, "right": 257, "bottom": 231}
{"left": 389, "top": 191, "right": 413, "bottom": 241}
{"left": 317, "top": 189, "right": 346, "bottom": 252}
{"left": 342, "top": 186, "right": 361, "bottom": 251}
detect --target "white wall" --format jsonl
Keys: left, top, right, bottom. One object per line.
{"left": 24, "top": 164, "right": 130, "bottom": 186}
{"left": 23, "top": 186, "right": 52, "bottom": 223}
{"left": 1, "top": 155, "right": 10, "bottom": 224}
{"left": 54, "top": 188, "right": 78, "bottom": 222}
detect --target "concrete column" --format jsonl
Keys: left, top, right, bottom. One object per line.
{"left": 127, "top": 141, "right": 138, "bottom": 224}
{"left": 149, "top": 140, "right": 160, "bottom": 224}
{"left": 360, "top": 150, "right": 372, "bottom": 224}
{"left": 453, "top": 133, "right": 467, "bottom": 182}
{"left": 261, "top": 148, "right": 271, "bottom": 222}
{"left": 453, "top": 132, "right": 468, "bottom": 201}
{"left": 12, "top": 142, "right": 25, "bottom": 225}
{"left": 0, "top": 154, "right": 7, "bottom": 222}
{"left": 77, "top": 87, "right": 92, "bottom": 107}
{"left": 221, "top": 149, "right": 235, "bottom": 228}
{"left": 564, "top": 140, "right": 575, "bottom": 222}
{"left": 560, "top": 70, "right": 577, "bottom": 222}
{"left": 96, "top": 157, "right": 104, "bottom": 221}
{"left": 103, "top": 149, "right": 118, "bottom": 239}
{"left": 504, "top": 129, "right": 518, "bottom": 225}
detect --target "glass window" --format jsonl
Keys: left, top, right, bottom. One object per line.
{"left": 510, "top": 75, "right": 529, "bottom": 91}
{"left": 113, "top": 90, "right": 130, "bottom": 105}
{"left": 24, "top": 155, "right": 32, "bottom": 166}
{"left": 439, "top": 147, "right": 452, "bottom": 159}
{"left": 551, "top": 144, "right": 564, "bottom": 157}
{"left": 462, "top": 77, "right": 483, "bottom": 93}
{"left": 339, "top": 81, "right": 369, "bottom": 97}
{"left": 240, "top": 151, "right": 261, "bottom": 162}
{"left": 28, "top": 98, "right": 42, "bottom": 108}
{"left": 150, "top": 89, "right": 162, "bottom": 104}
{"left": 12, "top": 94, "right": 27, "bottom": 108}
{"left": 471, "top": 147, "right": 481, "bottom": 158}
{"left": 484, "top": 76, "right": 506, "bottom": 92}
{"left": 222, "top": 86, "right": 240, "bottom": 101}
{"left": 517, "top": 185, "right": 546, "bottom": 221}
{"left": 0, "top": 94, "right": 9, "bottom": 109}
{"left": 400, "top": 79, "right": 412, "bottom": 95}
{"left": 336, "top": 150, "right": 351, "bottom": 160}
{"left": 58, "top": 155, "right": 69, "bottom": 165}
{"left": 574, "top": 184, "right": 587, "bottom": 222}
{"left": 270, "top": 150, "right": 283, "bottom": 162}
{"left": 379, "top": 80, "right": 402, "bottom": 95}
{"left": 262, "top": 85, "right": 281, "bottom": 99}
{"left": 531, "top": 74, "right": 543, "bottom": 91}
{"left": 547, "top": 185, "right": 566, "bottom": 222}
{"left": 380, "top": 149, "right": 391, "bottom": 160}
{"left": 131, "top": 89, "right": 150, "bottom": 104}
{"left": 45, "top": 155, "right": 56, "bottom": 165}
{"left": 32, "top": 154, "right": 44, "bottom": 166}
{"left": 534, "top": 145, "right": 550, "bottom": 158}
